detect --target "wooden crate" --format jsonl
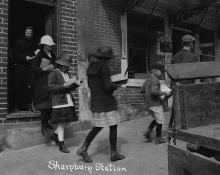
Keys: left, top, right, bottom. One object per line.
{"left": 167, "top": 61, "right": 220, "bottom": 129}
{"left": 168, "top": 143, "right": 220, "bottom": 175}
{"left": 173, "top": 82, "right": 220, "bottom": 129}
{"left": 167, "top": 62, "right": 220, "bottom": 175}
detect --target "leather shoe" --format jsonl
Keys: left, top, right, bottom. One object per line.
{"left": 155, "top": 137, "right": 166, "bottom": 145}
{"left": 59, "top": 141, "right": 70, "bottom": 153}
{"left": 50, "top": 133, "right": 59, "bottom": 146}
{"left": 76, "top": 148, "right": 93, "bottom": 163}
{"left": 111, "top": 152, "right": 125, "bottom": 162}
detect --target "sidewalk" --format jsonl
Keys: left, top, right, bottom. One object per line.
{"left": 0, "top": 112, "right": 171, "bottom": 175}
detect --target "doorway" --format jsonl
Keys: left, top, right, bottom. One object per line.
{"left": 8, "top": 0, "right": 57, "bottom": 113}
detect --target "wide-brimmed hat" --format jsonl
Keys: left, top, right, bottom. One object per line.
{"left": 40, "top": 35, "right": 56, "bottom": 46}
{"left": 150, "top": 63, "right": 165, "bottom": 72}
{"left": 94, "top": 46, "right": 116, "bottom": 59}
{"left": 55, "top": 55, "right": 72, "bottom": 67}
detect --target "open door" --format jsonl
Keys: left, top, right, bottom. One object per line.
{"left": 8, "top": 0, "right": 57, "bottom": 113}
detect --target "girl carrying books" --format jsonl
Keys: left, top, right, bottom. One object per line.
{"left": 47, "top": 54, "right": 80, "bottom": 153}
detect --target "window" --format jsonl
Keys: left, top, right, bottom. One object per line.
{"left": 127, "top": 13, "right": 164, "bottom": 79}
{"left": 199, "top": 28, "right": 215, "bottom": 62}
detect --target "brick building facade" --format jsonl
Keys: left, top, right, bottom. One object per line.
{"left": 0, "top": 0, "right": 79, "bottom": 123}
{"left": 0, "top": 0, "right": 220, "bottom": 124}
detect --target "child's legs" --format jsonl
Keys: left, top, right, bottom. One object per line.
{"left": 55, "top": 123, "right": 65, "bottom": 141}
{"left": 109, "top": 125, "right": 117, "bottom": 152}
{"left": 149, "top": 106, "right": 164, "bottom": 137}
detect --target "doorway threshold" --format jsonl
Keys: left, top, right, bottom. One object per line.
{"left": 7, "top": 111, "right": 40, "bottom": 123}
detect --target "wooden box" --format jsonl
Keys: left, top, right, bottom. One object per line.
{"left": 167, "top": 61, "right": 220, "bottom": 129}
{"left": 167, "top": 62, "right": 220, "bottom": 175}
{"left": 168, "top": 143, "right": 220, "bottom": 175}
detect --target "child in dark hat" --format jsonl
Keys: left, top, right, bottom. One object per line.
{"left": 141, "top": 63, "right": 171, "bottom": 144}
{"left": 77, "top": 46, "right": 125, "bottom": 163}
{"left": 47, "top": 54, "right": 80, "bottom": 153}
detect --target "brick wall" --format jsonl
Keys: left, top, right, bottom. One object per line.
{"left": 0, "top": 0, "right": 8, "bottom": 121}
{"left": 77, "top": 0, "right": 148, "bottom": 119}
{"left": 59, "top": 0, "right": 79, "bottom": 114}
{"left": 95, "top": 0, "right": 121, "bottom": 75}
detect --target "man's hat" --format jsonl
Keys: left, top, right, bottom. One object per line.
{"left": 182, "top": 35, "right": 195, "bottom": 43}
{"left": 150, "top": 63, "right": 165, "bottom": 72}
{"left": 55, "top": 54, "right": 72, "bottom": 67}
{"left": 94, "top": 46, "right": 116, "bottom": 59}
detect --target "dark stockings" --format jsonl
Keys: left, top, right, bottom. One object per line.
{"left": 109, "top": 125, "right": 117, "bottom": 152}
{"left": 156, "top": 123, "right": 162, "bottom": 137}
{"left": 148, "top": 120, "right": 162, "bottom": 137}
{"left": 148, "top": 120, "right": 157, "bottom": 131}
{"left": 40, "top": 108, "right": 53, "bottom": 136}
{"left": 82, "top": 127, "right": 103, "bottom": 149}
{"left": 82, "top": 125, "right": 118, "bottom": 152}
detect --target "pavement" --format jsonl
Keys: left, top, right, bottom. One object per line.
{"left": 0, "top": 112, "right": 171, "bottom": 175}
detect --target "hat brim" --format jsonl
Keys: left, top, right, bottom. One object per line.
{"left": 55, "top": 61, "right": 72, "bottom": 67}
{"left": 94, "top": 54, "right": 117, "bottom": 59}
{"left": 39, "top": 42, "right": 56, "bottom": 46}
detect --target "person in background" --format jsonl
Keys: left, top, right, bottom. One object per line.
{"left": 13, "top": 26, "right": 38, "bottom": 111}
{"left": 48, "top": 55, "right": 79, "bottom": 153}
{"left": 141, "top": 63, "right": 171, "bottom": 144}
{"left": 169, "top": 35, "right": 198, "bottom": 130}
{"left": 172, "top": 35, "right": 197, "bottom": 64}
{"left": 76, "top": 46, "right": 125, "bottom": 163}
{"left": 31, "top": 35, "right": 56, "bottom": 136}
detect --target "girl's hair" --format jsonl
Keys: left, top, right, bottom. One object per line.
{"left": 25, "top": 26, "right": 33, "bottom": 31}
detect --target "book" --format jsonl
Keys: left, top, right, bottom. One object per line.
{"left": 65, "top": 77, "right": 81, "bottom": 89}
{"left": 111, "top": 74, "right": 128, "bottom": 85}
{"left": 40, "top": 58, "right": 51, "bottom": 68}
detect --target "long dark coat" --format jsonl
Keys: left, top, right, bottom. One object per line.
{"left": 87, "top": 60, "right": 119, "bottom": 112}
{"left": 13, "top": 37, "right": 38, "bottom": 109}
{"left": 30, "top": 49, "right": 56, "bottom": 110}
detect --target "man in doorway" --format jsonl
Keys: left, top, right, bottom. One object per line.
{"left": 169, "top": 34, "right": 198, "bottom": 129}
{"left": 13, "top": 26, "right": 38, "bottom": 111}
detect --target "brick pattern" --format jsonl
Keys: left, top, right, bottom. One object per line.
{"left": 95, "top": 1, "right": 169, "bottom": 113}
{"left": 115, "top": 87, "right": 146, "bottom": 110}
{"left": 59, "top": 0, "right": 79, "bottom": 114}
{"left": 95, "top": 0, "right": 122, "bottom": 75}
{"left": 0, "top": 0, "right": 8, "bottom": 117}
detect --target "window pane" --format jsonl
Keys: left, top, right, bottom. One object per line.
{"left": 127, "top": 13, "right": 164, "bottom": 78}
{"left": 199, "top": 28, "right": 215, "bottom": 62}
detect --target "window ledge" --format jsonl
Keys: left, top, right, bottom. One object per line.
{"left": 126, "top": 79, "right": 145, "bottom": 87}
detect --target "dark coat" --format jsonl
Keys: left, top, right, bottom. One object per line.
{"left": 47, "top": 68, "right": 77, "bottom": 107}
{"left": 172, "top": 49, "right": 198, "bottom": 64}
{"left": 141, "top": 73, "right": 162, "bottom": 107}
{"left": 14, "top": 37, "right": 37, "bottom": 65}
{"left": 30, "top": 49, "right": 56, "bottom": 110}
{"left": 87, "top": 60, "right": 119, "bottom": 112}
{"left": 172, "top": 48, "right": 198, "bottom": 84}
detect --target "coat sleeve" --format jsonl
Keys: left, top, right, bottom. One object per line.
{"left": 30, "top": 54, "right": 44, "bottom": 75}
{"left": 47, "top": 71, "right": 66, "bottom": 93}
{"left": 14, "top": 40, "right": 27, "bottom": 63}
{"left": 150, "top": 75, "right": 164, "bottom": 96}
{"left": 100, "top": 63, "right": 119, "bottom": 93}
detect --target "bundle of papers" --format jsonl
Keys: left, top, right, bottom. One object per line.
{"left": 40, "top": 58, "right": 51, "bottom": 68}
{"left": 160, "top": 83, "right": 171, "bottom": 100}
